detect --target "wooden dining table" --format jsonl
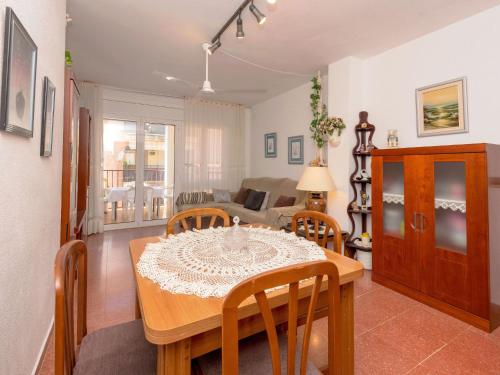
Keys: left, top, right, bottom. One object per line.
{"left": 130, "top": 234, "right": 363, "bottom": 375}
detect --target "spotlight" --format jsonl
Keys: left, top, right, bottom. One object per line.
{"left": 236, "top": 13, "right": 245, "bottom": 39}
{"left": 249, "top": 1, "right": 266, "bottom": 25}
{"left": 267, "top": 0, "right": 277, "bottom": 3}
{"left": 208, "top": 39, "right": 221, "bottom": 55}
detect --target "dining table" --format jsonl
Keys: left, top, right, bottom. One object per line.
{"left": 130, "top": 229, "right": 364, "bottom": 375}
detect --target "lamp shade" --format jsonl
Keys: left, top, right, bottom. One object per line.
{"left": 296, "top": 166, "right": 336, "bottom": 192}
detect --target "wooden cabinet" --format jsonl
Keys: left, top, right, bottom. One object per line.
{"left": 372, "top": 144, "right": 500, "bottom": 332}
{"left": 60, "top": 68, "right": 90, "bottom": 244}
{"left": 60, "top": 67, "right": 80, "bottom": 245}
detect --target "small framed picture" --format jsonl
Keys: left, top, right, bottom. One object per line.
{"left": 265, "top": 132, "right": 277, "bottom": 158}
{"left": 40, "top": 77, "right": 55, "bottom": 156}
{"left": 416, "top": 77, "right": 468, "bottom": 137}
{"left": 288, "top": 136, "right": 304, "bottom": 164}
{"left": 0, "top": 7, "right": 38, "bottom": 137}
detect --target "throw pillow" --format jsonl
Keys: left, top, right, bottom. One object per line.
{"left": 244, "top": 190, "right": 267, "bottom": 211}
{"left": 259, "top": 191, "right": 271, "bottom": 211}
{"left": 176, "top": 191, "right": 208, "bottom": 206}
{"left": 213, "top": 189, "right": 231, "bottom": 203}
{"left": 273, "top": 195, "right": 296, "bottom": 208}
{"left": 234, "top": 187, "right": 250, "bottom": 204}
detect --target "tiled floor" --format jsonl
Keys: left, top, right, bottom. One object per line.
{"left": 39, "top": 226, "right": 500, "bottom": 374}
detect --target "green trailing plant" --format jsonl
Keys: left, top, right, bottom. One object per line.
{"left": 309, "top": 75, "right": 346, "bottom": 149}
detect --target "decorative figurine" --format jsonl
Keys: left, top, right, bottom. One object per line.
{"left": 360, "top": 169, "right": 370, "bottom": 180}
{"left": 361, "top": 232, "right": 371, "bottom": 246}
{"left": 387, "top": 129, "right": 399, "bottom": 148}
{"left": 360, "top": 190, "right": 369, "bottom": 210}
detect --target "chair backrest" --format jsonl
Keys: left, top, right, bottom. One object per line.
{"left": 166, "top": 207, "right": 230, "bottom": 235}
{"left": 291, "top": 211, "right": 343, "bottom": 253}
{"left": 55, "top": 240, "right": 88, "bottom": 375}
{"left": 222, "top": 261, "right": 341, "bottom": 375}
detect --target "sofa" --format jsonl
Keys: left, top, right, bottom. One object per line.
{"left": 176, "top": 177, "right": 306, "bottom": 228}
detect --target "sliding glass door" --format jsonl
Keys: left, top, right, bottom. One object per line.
{"left": 103, "top": 119, "right": 175, "bottom": 229}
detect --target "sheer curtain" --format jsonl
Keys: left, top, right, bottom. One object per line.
{"left": 183, "top": 98, "right": 246, "bottom": 193}
{"left": 79, "top": 83, "right": 104, "bottom": 234}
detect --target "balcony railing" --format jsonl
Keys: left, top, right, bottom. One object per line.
{"left": 103, "top": 167, "right": 166, "bottom": 188}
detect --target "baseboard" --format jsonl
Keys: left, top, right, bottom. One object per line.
{"left": 32, "top": 317, "right": 54, "bottom": 375}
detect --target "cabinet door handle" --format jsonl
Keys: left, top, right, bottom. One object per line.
{"left": 419, "top": 213, "right": 426, "bottom": 231}
{"left": 410, "top": 212, "right": 418, "bottom": 232}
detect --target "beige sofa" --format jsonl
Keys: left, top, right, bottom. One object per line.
{"left": 176, "top": 177, "right": 306, "bottom": 227}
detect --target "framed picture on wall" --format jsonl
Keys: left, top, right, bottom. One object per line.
{"left": 288, "top": 136, "right": 304, "bottom": 164}
{"left": 416, "top": 77, "right": 468, "bottom": 137}
{"left": 0, "top": 7, "right": 38, "bottom": 137}
{"left": 265, "top": 132, "right": 277, "bottom": 158}
{"left": 40, "top": 77, "right": 55, "bottom": 156}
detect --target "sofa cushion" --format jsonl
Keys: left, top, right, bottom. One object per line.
{"left": 240, "top": 177, "right": 305, "bottom": 208}
{"left": 260, "top": 191, "right": 271, "bottom": 211}
{"left": 176, "top": 191, "right": 208, "bottom": 206}
{"left": 234, "top": 187, "right": 251, "bottom": 204}
{"left": 244, "top": 190, "right": 267, "bottom": 211}
{"left": 274, "top": 195, "right": 296, "bottom": 207}
{"left": 74, "top": 320, "right": 156, "bottom": 375}
{"left": 213, "top": 189, "right": 231, "bottom": 203}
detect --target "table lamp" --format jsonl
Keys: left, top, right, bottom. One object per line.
{"left": 296, "top": 166, "right": 335, "bottom": 213}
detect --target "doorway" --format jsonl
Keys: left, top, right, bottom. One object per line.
{"left": 102, "top": 119, "right": 175, "bottom": 229}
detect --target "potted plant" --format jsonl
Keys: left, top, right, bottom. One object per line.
{"left": 310, "top": 74, "right": 346, "bottom": 165}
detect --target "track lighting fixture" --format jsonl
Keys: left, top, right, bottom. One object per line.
{"left": 208, "top": 0, "right": 274, "bottom": 54}
{"left": 236, "top": 13, "right": 245, "bottom": 39}
{"left": 249, "top": 1, "right": 266, "bottom": 25}
{"left": 208, "top": 39, "right": 221, "bottom": 55}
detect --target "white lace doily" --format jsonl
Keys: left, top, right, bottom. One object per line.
{"left": 137, "top": 227, "right": 327, "bottom": 298}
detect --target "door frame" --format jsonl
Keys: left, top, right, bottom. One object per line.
{"left": 102, "top": 116, "right": 176, "bottom": 231}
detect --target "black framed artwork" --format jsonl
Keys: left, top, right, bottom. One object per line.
{"left": 0, "top": 7, "right": 38, "bottom": 137}
{"left": 265, "top": 132, "right": 277, "bottom": 158}
{"left": 40, "top": 77, "right": 55, "bottom": 156}
{"left": 288, "top": 135, "right": 304, "bottom": 164}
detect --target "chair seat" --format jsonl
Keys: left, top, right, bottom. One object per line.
{"left": 74, "top": 320, "right": 156, "bottom": 375}
{"left": 195, "top": 331, "right": 322, "bottom": 375}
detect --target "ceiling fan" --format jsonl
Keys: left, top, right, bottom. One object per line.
{"left": 153, "top": 43, "right": 267, "bottom": 96}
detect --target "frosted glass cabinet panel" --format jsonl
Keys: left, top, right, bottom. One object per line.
{"left": 434, "top": 162, "right": 467, "bottom": 254}
{"left": 383, "top": 162, "right": 405, "bottom": 238}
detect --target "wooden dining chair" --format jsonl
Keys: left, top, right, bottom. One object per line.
{"left": 166, "top": 207, "right": 230, "bottom": 236}
{"left": 55, "top": 240, "right": 156, "bottom": 375}
{"left": 195, "top": 260, "right": 341, "bottom": 375}
{"left": 291, "top": 211, "right": 343, "bottom": 253}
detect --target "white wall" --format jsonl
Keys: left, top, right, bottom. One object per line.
{"left": 326, "top": 5, "right": 500, "bottom": 234}
{"left": 0, "top": 1, "right": 66, "bottom": 374}
{"left": 363, "top": 5, "right": 500, "bottom": 148}
{"left": 249, "top": 78, "right": 327, "bottom": 180}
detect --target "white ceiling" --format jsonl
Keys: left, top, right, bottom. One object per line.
{"left": 66, "top": 0, "right": 500, "bottom": 106}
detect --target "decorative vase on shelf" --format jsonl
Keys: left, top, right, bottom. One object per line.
{"left": 329, "top": 133, "right": 341, "bottom": 147}
{"left": 313, "top": 144, "right": 328, "bottom": 166}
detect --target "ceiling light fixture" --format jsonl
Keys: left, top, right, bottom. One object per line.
{"left": 208, "top": 39, "right": 221, "bottom": 55}
{"left": 249, "top": 1, "right": 266, "bottom": 25}
{"left": 236, "top": 13, "right": 245, "bottom": 39}
{"left": 208, "top": 0, "right": 272, "bottom": 54}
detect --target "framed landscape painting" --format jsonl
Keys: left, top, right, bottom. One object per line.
{"left": 265, "top": 132, "right": 277, "bottom": 158}
{"left": 416, "top": 77, "right": 468, "bottom": 137}
{"left": 288, "top": 135, "right": 303, "bottom": 164}
{"left": 0, "top": 7, "right": 38, "bottom": 137}
{"left": 40, "top": 77, "right": 55, "bottom": 156}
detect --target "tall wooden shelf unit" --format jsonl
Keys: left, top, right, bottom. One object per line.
{"left": 371, "top": 143, "right": 500, "bottom": 332}
{"left": 345, "top": 111, "right": 376, "bottom": 258}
